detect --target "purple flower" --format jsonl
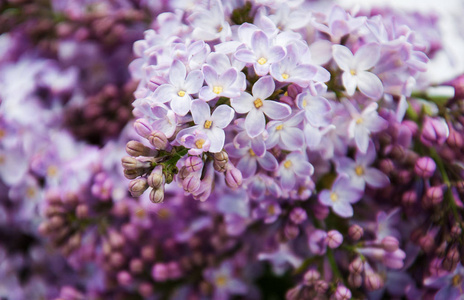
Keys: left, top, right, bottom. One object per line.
{"left": 231, "top": 75, "right": 291, "bottom": 137}
{"left": 344, "top": 100, "right": 388, "bottom": 153}
{"left": 199, "top": 65, "right": 241, "bottom": 101}
{"left": 150, "top": 60, "right": 204, "bottom": 116}
{"left": 225, "top": 143, "right": 278, "bottom": 178}
{"left": 319, "top": 175, "right": 363, "bottom": 218}
{"left": 266, "top": 112, "right": 305, "bottom": 151}
{"left": 179, "top": 130, "right": 211, "bottom": 155}
{"left": 258, "top": 243, "right": 303, "bottom": 275}
{"left": 308, "top": 229, "right": 327, "bottom": 255}
{"left": 252, "top": 201, "right": 282, "bottom": 223}
{"left": 189, "top": 0, "right": 232, "bottom": 42}
{"left": 203, "top": 261, "right": 247, "bottom": 299}
{"left": 332, "top": 43, "right": 384, "bottom": 100}
{"left": 424, "top": 263, "right": 464, "bottom": 300}
{"left": 336, "top": 142, "right": 390, "bottom": 189}
{"left": 232, "top": 118, "right": 268, "bottom": 157}
{"left": 235, "top": 30, "right": 286, "bottom": 76}
{"left": 278, "top": 152, "right": 314, "bottom": 191}
{"left": 270, "top": 43, "right": 318, "bottom": 87}
{"left": 296, "top": 91, "right": 332, "bottom": 127}
{"left": 177, "top": 100, "right": 234, "bottom": 153}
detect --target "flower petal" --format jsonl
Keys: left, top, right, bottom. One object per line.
{"left": 234, "top": 49, "right": 256, "bottom": 64}
{"left": 190, "top": 100, "right": 210, "bottom": 125}
{"left": 251, "top": 137, "right": 266, "bottom": 157}
{"left": 356, "top": 71, "right": 384, "bottom": 100}
{"left": 342, "top": 72, "right": 357, "bottom": 96}
{"left": 206, "top": 127, "right": 225, "bottom": 153}
{"left": 184, "top": 70, "right": 204, "bottom": 94}
{"left": 245, "top": 109, "right": 266, "bottom": 138}
{"left": 202, "top": 64, "right": 218, "bottom": 86}
{"left": 333, "top": 201, "right": 354, "bottom": 218}
{"left": 251, "top": 30, "right": 269, "bottom": 56}
{"left": 332, "top": 45, "right": 353, "bottom": 72}
{"left": 169, "top": 60, "right": 186, "bottom": 87}
{"left": 354, "top": 43, "right": 380, "bottom": 70}
{"left": 281, "top": 127, "right": 304, "bottom": 150}
{"left": 211, "top": 105, "right": 235, "bottom": 128}
{"left": 220, "top": 68, "right": 238, "bottom": 88}
{"left": 354, "top": 125, "right": 369, "bottom": 153}
{"left": 170, "top": 95, "right": 191, "bottom": 116}
{"left": 261, "top": 101, "right": 291, "bottom": 120}
{"left": 267, "top": 46, "right": 286, "bottom": 63}
{"left": 318, "top": 190, "right": 333, "bottom": 207}
{"left": 237, "top": 154, "right": 257, "bottom": 178}
{"left": 252, "top": 75, "right": 275, "bottom": 100}
{"left": 294, "top": 161, "right": 314, "bottom": 177}
{"left": 257, "top": 151, "right": 278, "bottom": 171}
{"left": 153, "top": 84, "right": 176, "bottom": 103}
{"left": 231, "top": 92, "right": 254, "bottom": 114}
{"left": 364, "top": 168, "right": 389, "bottom": 188}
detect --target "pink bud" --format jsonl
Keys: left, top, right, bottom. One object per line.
{"left": 183, "top": 174, "right": 201, "bottom": 193}
{"left": 420, "top": 116, "right": 449, "bottom": 147}
{"left": 381, "top": 236, "right": 400, "bottom": 252}
{"left": 148, "top": 130, "right": 169, "bottom": 150}
{"left": 422, "top": 186, "right": 444, "bottom": 208}
{"left": 289, "top": 207, "right": 307, "bottom": 224}
{"left": 349, "top": 257, "right": 364, "bottom": 275}
{"left": 334, "top": 285, "right": 352, "bottom": 300}
{"left": 138, "top": 282, "right": 154, "bottom": 298}
{"left": 149, "top": 187, "right": 164, "bottom": 203}
{"left": 348, "top": 224, "right": 363, "bottom": 241}
{"left": 117, "top": 271, "right": 132, "bottom": 287}
{"left": 365, "top": 272, "right": 384, "bottom": 291}
{"left": 414, "top": 156, "right": 436, "bottom": 178}
{"left": 185, "top": 156, "right": 204, "bottom": 173}
{"left": 225, "top": 166, "right": 242, "bottom": 189}
{"left": 130, "top": 258, "right": 144, "bottom": 274}
{"left": 326, "top": 230, "right": 343, "bottom": 249}
{"left": 303, "top": 269, "right": 320, "bottom": 285}
{"left": 401, "top": 190, "right": 417, "bottom": 207}
{"left": 152, "top": 263, "right": 168, "bottom": 282}
{"left": 348, "top": 274, "right": 362, "bottom": 288}
{"left": 134, "top": 119, "right": 153, "bottom": 138}
{"left": 128, "top": 178, "right": 148, "bottom": 197}
{"left": 147, "top": 165, "right": 164, "bottom": 189}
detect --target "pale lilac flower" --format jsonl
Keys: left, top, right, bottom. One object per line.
{"left": 176, "top": 100, "right": 234, "bottom": 153}
{"left": 266, "top": 112, "right": 305, "bottom": 151}
{"left": 225, "top": 143, "right": 278, "bottom": 178}
{"left": 424, "top": 263, "right": 464, "bottom": 300}
{"left": 205, "top": 53, "right": 246, "bottom": 91}
{"left": 270, "top": 43, "right": 318, "bottom": 87}
{"left": 152, "top": 60, "right": 204, "bottom": 116}
{"left": 308, "top": 229, "right": 327, "bottom": 255}
{"left": 258, "top": 243, "right": 303, "bottom": 275}
{"left": 344, "top": 100, "right": 388, "bottom": 153}
{"left": 203, "top": 261, "right": 247, "bottom": 299}
{"left": 199, "top": 65, "right": 240, "bottom": 101}
{"left": 245, "top": 173, "right": 281, "bottom": 200}
{"left": 336, "top": 142, "right": 389, "bottom": 189}
{"left": 332, "top": 43, "right": 384, "bottom": 100}
{"left": 188, "top": 0, "right": 232, "bottom": 42}
{"left": 233, "top": 118, "right": 268, "bottom": 157}
{"left": 234, "top": 30, "right": 286, "bottom": 76}
{"left": 319, "top": 175, "right": 363, "bottom": 218}
{"left": 252, "top": 201, "right": 282, "bottom": 223}
{"left": 278, "top": 152, "right": 314, "bottom": 191}
{"left": 231, "top": 76, "right": 291, "bottom": 137}
{"left": 296, "top": 91, "right": 332, "bottom": 127}
{"left": 179, "top": 130, "right": 211, "bottom": 155}
{"left": 150, "top": 105, "right": 178, "bottom": 138}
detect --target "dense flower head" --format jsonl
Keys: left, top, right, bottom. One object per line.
{"left": 2, "top": 0, "right": 464, "bottom": 299}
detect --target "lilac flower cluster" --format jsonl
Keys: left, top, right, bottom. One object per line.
{"left": 1, "top": 0, "right": 464, "bottom": 299}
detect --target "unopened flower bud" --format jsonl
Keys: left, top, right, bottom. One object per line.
{"left": 303, "top": 269, "right": 320, "bottom": 285}
{"left": 447, "top": 126, "right": 463, "bottom": 148}
{"left": 138, "top": 282, "right": 154, "bottom": 298}
{"left": 314, "top": 280, "right": 328, "bottom": 293}
{"left": 126, "top": 140, "right": 156, "bottom": 157}
{"left": 381, "top": 236, "right": 400, "bottom": 252}
{"left": 225, "top": 166, "right": 242, "bottom": 189}
{"left": 419, "top": 234, "right": 435, "bottom": 253}
{"left": 213, "top": 151, "right": 228, "bottom": 172}
{"left": 177, "top": 166, "right": 190, "bottom": 180}
{"left": 123, "top": 168, "right": 145, "bottom": 179}
{"left": 183, "top": 174, "right": 201, "bottom": 193}
{"left": 326, "top": 230, "right": 343, "bottom": 249}
{"left": 148, "top": 130, "right": 169, "bottom": 150}
{"left": 134, "top": 119, "right": 153, "bottom": 138}
{"left": 451, "top": 223, "right": 462, "bottom": 238}
{"left": 149, "top": 187, "right": 164, "bottom": 203}
{"left": 420, "top": 116, "right": 449, "bottom": 147}
{"left": 152, "top": 263, "right": 168, "bottom": 282}
{"left": 117, "top": 271, "right": 132, "bottom": 287}
{"left": 414, "top": 156, "right": 436, "bottom": 178}
{"left": 130, "top": 258, "right": 144, "bottom": 274}
{"left": 348, "top": 224, "right": 363, "bottom": 241}
{"left": 121, "top": 156, "right": 150, "bottom": 170}
{"left": 443, "top": 247, "right": 460, "bottom": 272}
{"left": 402, "top": 190, "right": 417, "bottom": 207}
{"left": 349, "top": 257, "right": 364, "bottom": 275}
{"left": 284, "top": 224, "right": 299, "bottom": 240}
{"left": 313, "top": 202, "right": 330, "bottom": 220}
{"left": 365, "top": 272, "right": 383, "bottom": 291}
{"left": 334, "top": 285, "right": 351, "bottom": 300}
{"left": 289, "top": 207, "right": 307, "bottom": 224}
{"left": 128, "top": 178, "right": 148, "bottom": 197}
{"left": 185, "top": 156, "right": 203, "bottom": 173}
{"left": 379, "top": 159, "right": 394, "bottom": 175}
{"left": 147, "top": 165, "right": 164, "bottom": 189}
{"left": 109, "top": 231, "right": 125, "bottom": 249}
{"left": 422, "top": 186, "right": 444, "bottom": 208}
{"left": 348, "top": 274, "right": 362, "bottom": 288}
{"left": 167, "top": 261, "right": 182, "bottom": 280}
{"left": 141, "top": 246, "right": 156, "bottom": 261}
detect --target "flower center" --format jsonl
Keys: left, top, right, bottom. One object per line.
{"left": 0, "top": 129, "right": 5, "bottom": 140}
{"left": 26, "top": 187, "right": 36, "bottom": 198}
{"left": 267, "top": 205, "right": 276, "bottom": 215}
{"left": 350, "top": 69, "right": 356, "bottom": 76}
{"left": 195, "top": 139, "right": 206, "bottom": 149}
{"left": 215, "top": 275, "right": 228, "bottom": 287}
{"left": 281, "top": 73, "right": 289, "bottom": 80}
{"left": 302, "top": 100, "right": 307, "bottom": 108}
{"left": 356, "top": 117, "right": 364, "bottom": 125}
{"left": 257, "top": 57, "right": 267, "bottom": 65}
{"left": 355, "top": 165, "right": 364, "bottom": 176}
{"left": 276, "top": 124, "right": 284, "bottom": 131}
{"left": 452, "top": 274, "right": 462, "bottom": 287}
{"left": 217, "top": 25, "right": 223, "bottom": 33}
{"left": 47, "top": 165, "right": 58, "bottom": 177}
{"left": 249, "top": 148, "right": 256, "bottom": 156}
{"left": 213, "top": 86, "right": 223, "bottom": 94}
{"left": 0, "top": 155, "right": 4, "bottom": 165}
{"left": 204, "top": 120, "right": 212, "bottom": 129}
{"left": 177, "top": 90, "right": 186, "bottom": 97}
{"left": 330, "top": 192, "right": 338, "bottom": 202}
{"left": 284, "top": 160, "right": 292, "bottom": 168}
{"left": 254, "top": 98, "right": 263, "bottom": 108}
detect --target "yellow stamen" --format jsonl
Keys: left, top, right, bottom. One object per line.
{"left": 215, "top": 275, "right": 228, "bottom": 287}
{"left": 47, "top": 165, "right": 58, "bottom": 177}
{"left": 195, "top": 139, "right": 206, "bottom": 149}
{"left": 355, "top": 165, "right": 364, "bottom": 176}
{"left": 217, "top": 26, "right": 223, "bottom": 33}
{"left": 452, "top": 274, "right": 462, "bottom": 287}
{"left": 257, "top": 57, "right": 267, "bottom": 65}
{"left": 267, "top": 205, "right": 275, "bottom": 215}
{"left": 0, "top": 129, "right": 5, "bottom": 140}
{"left": 276, "top": 124, "right": 284, "bottom": 131}
{"left": 249, "top": 148, "right": 256, "bottom": 156}
{"left": 0, "top": 155, "right": 4, "bottom": 165}
{"left": 204, "top": 120, "right": 212, "bottom": 129}
{"left": 281, "top": 73, "right": 289, "bottom": 80}
{"left": 213, "top": 86, "right": 223, "bottom": 94}
{"left": 254, "top": 98, "right": 263, "bottom": 108}
{"left": 356, "top": 117, "right": 364, "bottom": 124}
{"left": 330, "top": 192, "right": 338, "bottom": 202}
{"left": 284, "top": 160, "right": 292, "bottom": 169}
{"left": 26, "top": 187, "right": 36, "bottom": 198}
{"left": 350, "top": 69, "right": 356, "bottom": 76}
{"left": 302, "top": 100, "right": 307, "bottom": 108}
{"left": 135, "top": 209, "right": 146, "bottom": 219}
{"left": 177, "top": 90, "right": 186, "bottom": 97}
{"left": 157, "top": 208, "right": 171, "bottom": 220}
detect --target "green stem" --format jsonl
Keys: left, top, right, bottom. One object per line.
{"left": 326, "top": 249, "right": 343, "bottom": 281}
